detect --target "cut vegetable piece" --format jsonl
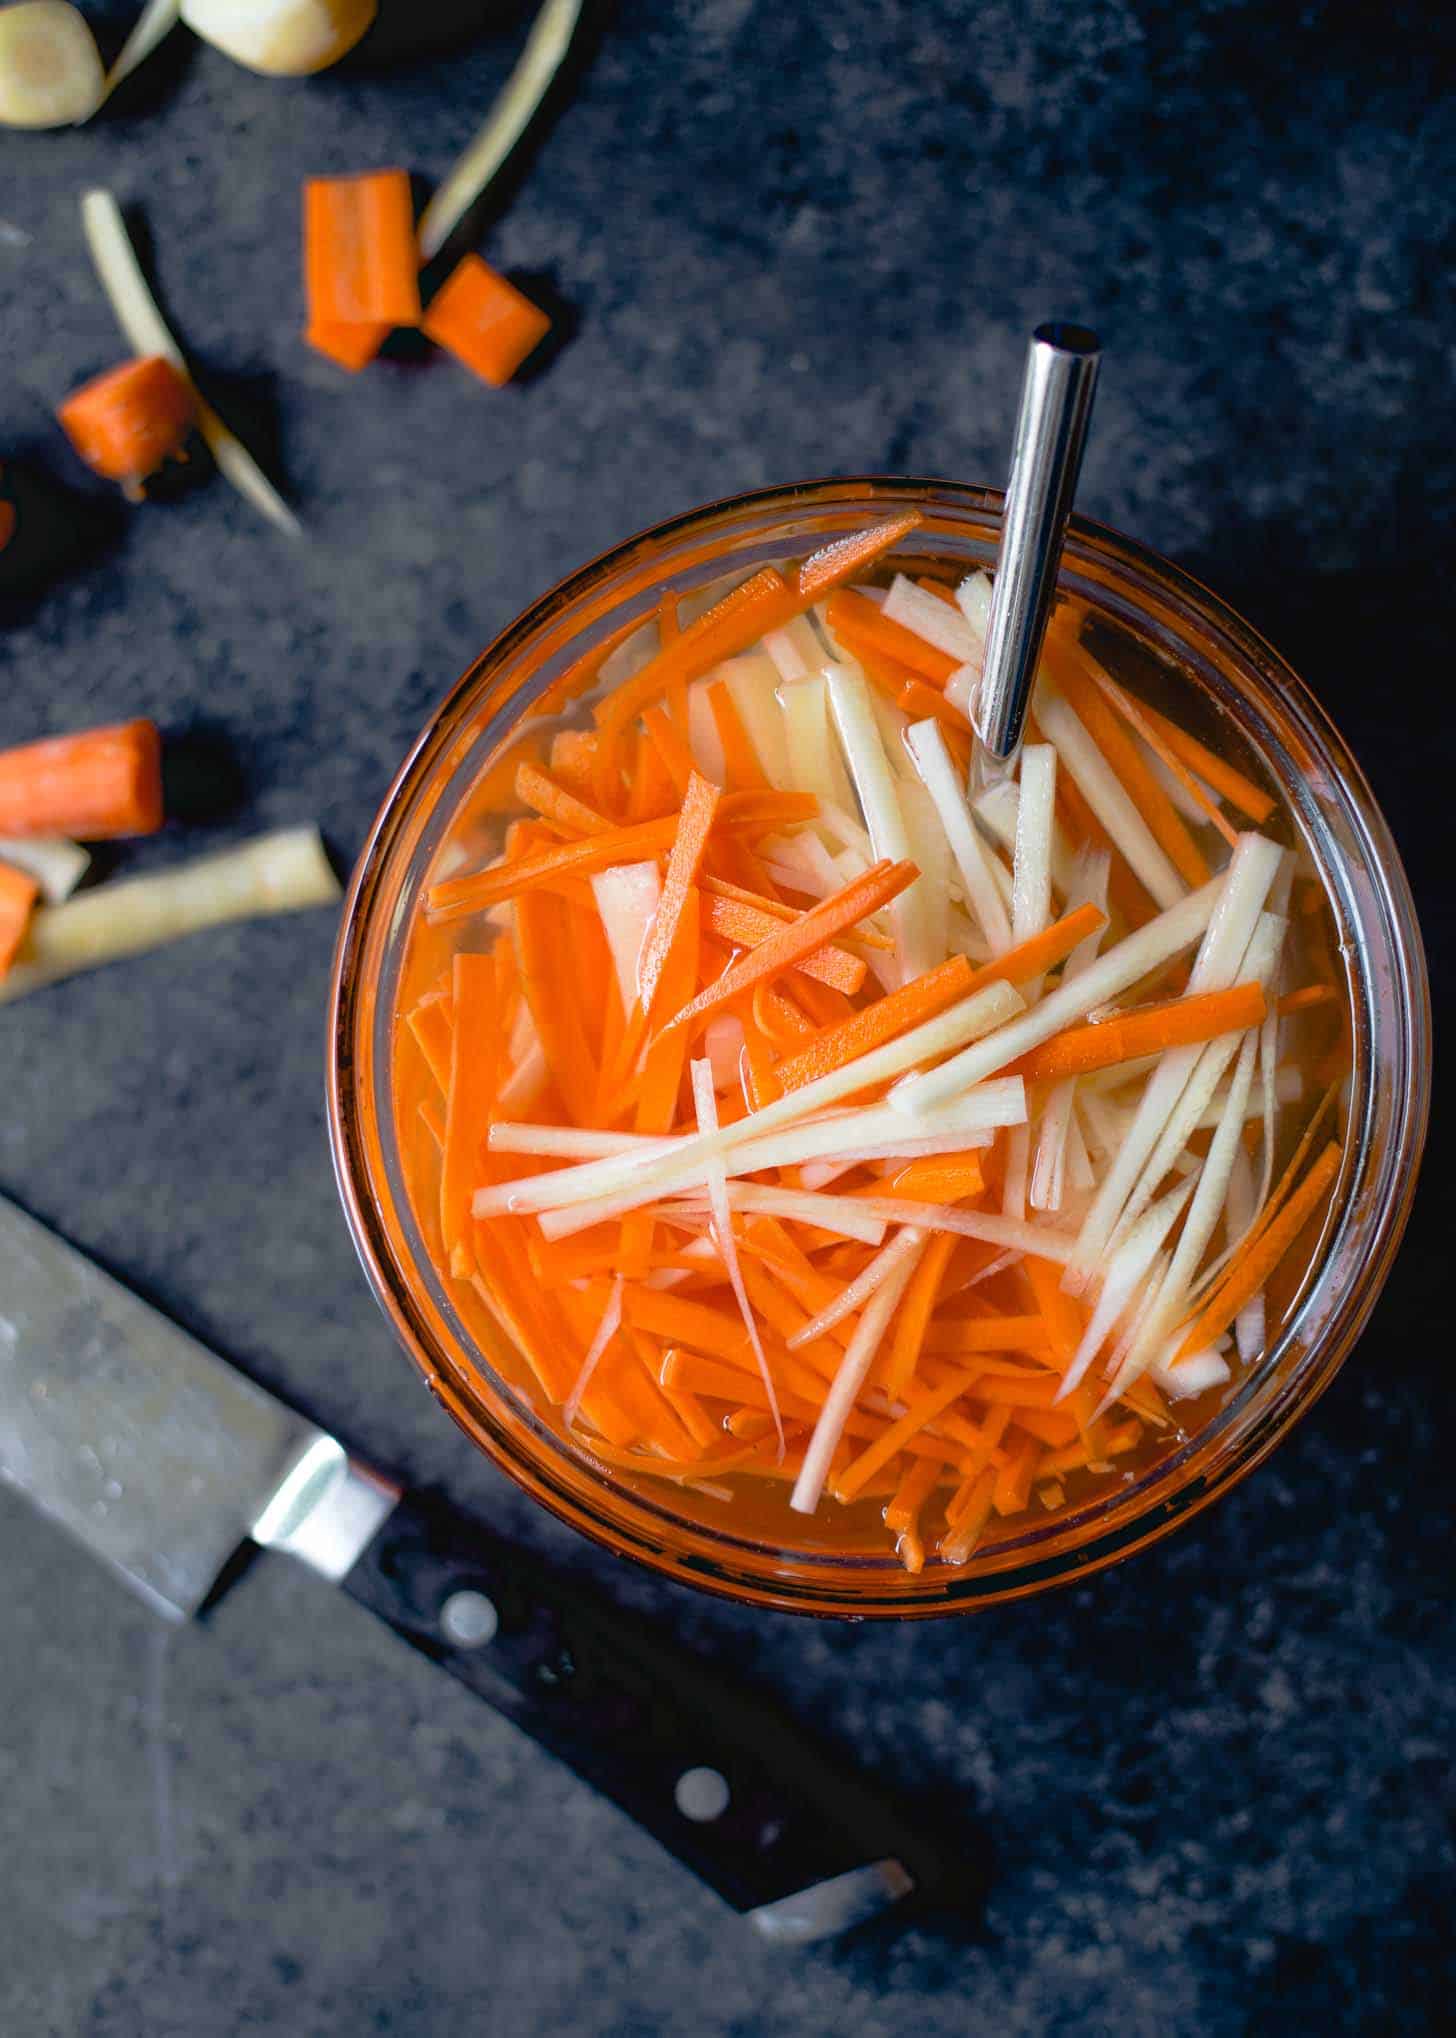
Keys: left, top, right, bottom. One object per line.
{"left": 775, "top": 954, "right": 974, "bottom": 1092}
{"left": 893, "top": 878, "right": 1223, "bottom": 1118}
{"left": 790, "top": 1244, "right": 921, "bottom": 1515}
{"left": 305, "top": 318, "right": 390, "bottom": 373}
{"left": 690, "top": 1061, "right": 784, "bottom": 1452}
{"left": 181, "top": 1, "right": 375, "bottom": 76}
{"left": 103, "top": 0, "right": 181, "bottom": 95}
{"left": 826, "top": 662, "right": 931, "bottom": 982}
{"left": 701, "top": 893, "right": 865, "bottom": 993}
{"left": 427, "top": 816, "right": 678, "bottom": 921}
{"left": 0, "top": 2, "right": 103, "bottom": 127}
{"left": 1174, "top": 1142, "right": 1341, "bottom": 1360}
{"left": 787, "top": 1227, "right": 925, "bottom": 1348}
{"left": 0, "top": 861, "right": 39, "bottom": 974}
{"left": 305, "top": 169, "right": 420, "bottom": 329}
{"left": 1034, "top": 684, "right": 1186, "bottom": 910}
{"left": 422, "top": 255, "right": 551, "bottom": 387}
{"left": 1056, "top": 1176, "right": 1197, "bottom": 1402}
{"left": 638, "top": 771, "right": 718, "bottom": 1016}
{"left": 0, "top": 833, "right": 88, "bottom": 902}
{"left": 1007, "top": 980, "right": 1267, "bottom": 1085}
{"left": 57, "top": 356, "right": 195, "bottom": 498}
{"left": 1135, "top": 697, "right": 1276, "bottom": 826}
{"left": 882, "top": 574, "right": 982, "bottom": 664}
{"left": 417, "top": 0, "right": 582, "bottom": 259}
{"left": 562, "top": 1275, "right": 623, "bottom": 1429}
{"left": 0, "top": 719, "right": 162, "bottom": 839}
{"left": 590, "top": 861, "right": 660, "bottom": 1012}
{"left": 903, "top": 720, "right": 1013, "bottom": 956}
{"left": 0, "top": 826, "right": 339, "bottom": 1003}
{"left": 822, "top": 588, "right": 958, "bottom": 686}
{"left": 516, "top": 760, "right": 613, "bottom": 837}
{"left": 80, "top": 189, "right": 301, "bottom": 535}
{"left": 440, "top": 953, "right": 500, "bottom": 1271}
{"left": 1010, "top": 741, "right": 1056, "bottom": 998}
{"left": 796, "top": 512, "right": 921, "bottom": 602}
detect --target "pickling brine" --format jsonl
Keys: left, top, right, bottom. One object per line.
{"left": 391, "top": 512, "right": 1349, "bottom": 1575}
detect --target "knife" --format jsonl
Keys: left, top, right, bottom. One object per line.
{"left": 0, "top": 1190, "right": 935, "bottom": 1943}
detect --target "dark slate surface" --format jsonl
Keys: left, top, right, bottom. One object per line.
{"left": 1, "top": 4, "right": 1451, "bottom": 2032}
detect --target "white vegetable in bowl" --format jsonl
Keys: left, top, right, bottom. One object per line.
{"left": 0, "top": 2, "right": 104, "bottom": 128}
{"left": 179, "top": 0, "right": 375, "bottom": 77}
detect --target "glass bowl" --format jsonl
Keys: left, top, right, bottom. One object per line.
{"left": 326, "top": 478, "right": 1430, "bottom": 1618}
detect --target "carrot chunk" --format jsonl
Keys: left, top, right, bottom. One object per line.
{"left": 0, "top": 862, "right": 40, "bottom": 976}
{"left": 0, "top": 719, "right": 162, "bottom": 839}
{"left": 57, "top": 356, "right": 195, "bottom": 498}
{"left": 422, "top": 254, "right": 551, "bottom": 387}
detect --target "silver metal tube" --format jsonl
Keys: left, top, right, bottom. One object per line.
{"left": 974, "top": 322, "right": 1102, "bottom": 764}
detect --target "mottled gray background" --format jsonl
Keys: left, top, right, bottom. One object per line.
{"left": 1, "top": 3, "right": 1451, "bottom": 2033}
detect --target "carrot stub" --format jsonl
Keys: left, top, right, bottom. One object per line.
{"left": 57, "top": 357, "right": 195, "bottom": 500}
{"left": 0, "top": 719, "right": 162, "bottom": 839}
{"left": 423, "top": 256, "right": 551, "bottom": 388}
{"left": 304, "top": 170, "right": 420, "bottom": 369}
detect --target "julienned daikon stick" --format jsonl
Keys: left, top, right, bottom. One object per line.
{"left": 882, "top": 574, "right": 982, "bottom": 663}
{"left": 1010, "top": 742, "right": 1056, "bottom": 997}
{"left": 0, "top": 834, "right": 89, "bottom": 903}
{"left": 1035, "top": 685, "right": 1185, "bottom": 910}
{"left": 826, "top": 661, "right": 933, "bottom": 983}
{"left": 791, "top": 1244, "right": 922, "bottom": 1514}
{"left": 691, "top": 1060, "right": 784, "bottom": 1452}
{"left": 891, "top": 875, "right": 1226, "bottom": 1118}
{"left": 905, "top": 719, "right": 1013, "bottom": 955}
{"left": 1056, "top": 1176, "right": 1197, "bottom": 1401}
{"left": 0, "top": 828, "right": 340, "bottom": 1002}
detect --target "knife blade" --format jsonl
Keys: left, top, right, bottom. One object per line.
{"left": 0, "top": 1192, "right": 938, "bottom": 1941}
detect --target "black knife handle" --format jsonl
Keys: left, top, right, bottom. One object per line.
{"left": 342, "top": 1489, "right": 939, "bottom": 1922}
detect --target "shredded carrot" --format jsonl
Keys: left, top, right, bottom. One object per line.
{"left": 1176, "top": 1141, "right": 1341, "bottom": 1359}
{"left": 304, "top": 170, "right": 420, "bottom": 347}
{"left": 993, "top": 1434, "right": 1043, "bottom": 1516}
{"left": 440, "top": 952, "right": 501, "bottom": 1275}
{"left": 823, "top": 588, "right": 958, "bottom": 686}
{"left": 939, "top": 1465, "right": 999, "bottom": 1563}
{"left": 406, "top": 990, "right": 454, "bottom": 1092}
{"left": 1278, "top": 983, "right": 1339, "bottom": 1017}
{"left": 637, "top": 771, "right": 719, "bottom": 1017}
{"left": 422, "top": 255, "right": 551, "bottom": 387}
{"left": 597, "top": 569, "right": 799, "bottom": 736}
{"left": 775, "top": 954, "right": 975, "bottom": 1091}
{"left": 796, "top": 510, "right": 922, "bottom": 601}
{"left": 515, "top": 886, "right": 598, "bottom": 1123}
{"left": 661, "top": 859, "right": 917, "bottom": 1037}
{"left": 0, "top": 862, "right": 40, "bottom": 976}
{"left": 832, "top": 1367, "right": 976, "bottom": 1504}
{"left": 426, "top": 816, "right": 679, "bottom": 921}
{"left": 0, "top": 719, "right": 162, "bottom": 840}
{"left": 1007, "top": 980, "right": 1267, "bottom": 1084}
{"left": 641, "top": 705, "right": 694, "bottom": 798}
{"left": 701, "top": 892, "right": 867, "bottom": 993}
{"left": 706, "top": 681, "right": 769, "bottom": 790}
{"left": 513, "top": 761, "right": 613, "bottom": 837}
{"left": 1133, "top": 699, "right": 1276, "bottom": 826}
{"left": 57, "top": 356, "right": 194, "bottom": 498}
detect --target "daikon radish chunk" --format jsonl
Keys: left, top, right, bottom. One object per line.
{"left": 904, "top": 719, "right": 1013, "bottom": 955}
{"left": 899, "top": 777, "right": 951, "bottom": 964}
{"left": 882, "top": 573, "right": 982, "bottom": 663}
{"left": 0, "top": 827, "right": 339, "bottom": 1001}
{"left": 1151, "top": 1350, "right": 1230, "bottom": 1400}
{"left": 0, "top": 3, "right": 103, "bottom": 128}
{"left": 1030, "top": 1080, "right": 1077, "bottom": 1212}
{"left": 790, "top": 1243, "right": 922, "bottom": 1514}
{"left": 0, "top": 833, "right": 88, "bottom": 902}
{"left": 891, "top": 875, "right": 1225, "bottom": 1118}
{"left": 955, "top": 569, "right": 993, "bottom": 639}
{"left": 826, "top": 660, "right": 932, "bottom": 983}
{"left": 972, "top": 776, "right": 1079, "bottom": 902}
{"left": 1034, "top": 683, "right": 1186, "bottom": 910}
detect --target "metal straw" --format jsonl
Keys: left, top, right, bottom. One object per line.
{"left": 973, "top": 322, "right": 1102, "bottom": 765}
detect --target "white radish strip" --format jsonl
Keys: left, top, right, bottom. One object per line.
{"left": 777, "top": 675, "right": 857, "bottom": 815}
{"left": 0, "top": 835, "right": 89, "bottom": 903}
{"left": 591, "top": 863, "right": 661, "bottom": 1012}
{"left": 103, "top": 0, "right": 181, "bottom": 95}
{"left": 1011, "top": 743, "right": 1057, "bottom": 954}
{"left": 1030, "top": 1081, "right": 1077, "bottom": 1213}
{"left": 691, "top": 1061, "right": 784, "bottom": 1453}
{"left": 704, "top": 1014, "right": 745, "bottom": 1092}
{"left": 0, "top": 828, "right": 338, "bottom": 1003}
{"left": 1151, "top": 1350, "right": 1231, "bottom": 1400}
{"left": 685, "top": 679, "right": 727, "bottom": 782}
{"left": 892, "top": 875, "right": 1226, "bottom": 1119}
{"left": 476, "top": 979, "right": 1025, "bottom": 1222}
{"left": 787, "top": 1228, "right": 926, "bottom": 1348}
{"left": 1255, "top": 996, "right": 1280, "bottom": 1220}
{"left": 1112, "top": 912, "right": 1285, "bottom": 1241}
{"left": 562, "top": 1277, "right": 623, "bottom": 1430}
{"left": 417, "top": 0, "right": 583, "bottom": 257}
{"left": 1001, "top": 1121, "right": 1030, "bottom": 1221}
{"left": 1034, "top": 685, "right": 1186, "bottom": 909}
{"left": 956, "top": 569, "right": 994, "bottom": 640}
{"left": 1102, "top": 1248, "right": 1174, "bottom": 1390}
{"left": 80, "top": 190, "right": 300, "bottom": 536}
{"left": 496, "top": 1040, "right": 549, "bottom": 1118}
{"left": 720, "top": 654, "right": 792, "bottom": 786}
{"left": 763, "top": 627, "right": 809, "bottom": 681}
{"left": 944, "top": 660, "right": 980, "bottom": 722}
{"left": 1061, "top": 836, "right": 1283, "bottom": 1284}
{"left": 1226, "top": 1142, "right": 1267, "bottom": 1361}
{"left": 1064, "top": 1103, "right": 1095, "bottom": 1192}
{"left": 815, "top": 801, "right": 877, "bottom": 863}
{"left": 899, "top": 777, "right": 950, "bottom": 963}
{"left": 882, "top": 574, "right": 982, "bottom": 662}
{"left": 867, "top": 688, "right": 914, "bottom": 773}
{"left": 972, "top": 778, "right": 1079, "bottom": 903}
{"left": 673, "top": 1186, "right": 887, "bottom": 1246}
{"left": 1191, "top": 1065, "right": 1300, "bottom": 1129}
{"left": 728, "top": 1083, "right": 1025, "bottom": 1176}
{"left": 826, "top": 660, "right": 931, "bottom": 984}
{"left": 904, "top": 719, "right": 1014, "bottom": 954}
{"left": 1056, "top": 1177, "right": 1196, "bottom": 1402}
{"left": 797, "top": 1157, "right": 861, "bottom": 1192}
{"left": 790, "top": 1247, "right": 923, "bottom": 1515}
{"left": 840, "top": 1197, "right": 1081, "bottom": 1262}
{"left": 489, "top": 1123, "right": 678, "bottom": 1160}
{"left": 1143, "top": 740, "right": 1218, "bottom": 826}
{"left": 1078, "top": 1088, "right": 1127, "bottom": 1158}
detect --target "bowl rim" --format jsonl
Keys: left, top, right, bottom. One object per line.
{"left": 327, "top": 475, "right": 1431, "bottom": 1619}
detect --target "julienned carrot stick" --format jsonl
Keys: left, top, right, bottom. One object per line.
{"left": 707, "top": 681, "right": 769, "bottom": 790}
{"left": 57, "top": 356, "right": 195, "bottom": 499}
{"left": 701, "top": 893, "right": 867, "bottom": 993}
{"left": 823, "top": 588, "right": 958, "bottom": 686}
{"left": 0, "top": 719, "right": 162, "bottom": 840}
{"left": 304, "top": 169, "right": 421, "bottom": 332}
{"left": 776, "top": 954, "right": 976, "bottom": 1091}
{"left": 440, "top": 952, "right": 501, "bottom": 1274}
{"left": 426, "top": 815, "right": 679, "bottom": 921}
{"left": 406, "top": 990, "right": 453, "bottom": 1092}
{"left": 661, "top": 859, "right": 918, "bottom": 1036}
{"left": 795, "top": 510, "right": 922, "bottom": 601}
{"left": 422, "top": 256, "right": 551, "bottom": 387}
{"left": 1007, "top": 980, "right": 1267, "bottom": 1084}
{"left": 939, "top": 1465, "right": 998, "bottom": 1563}
{"left": 967, "top": 900, "right": 1109, "bottom": 999}
{"left": 641, "top": 706, "right": 694, "bottom": 797}
{"left": 1176, "top": 1141, "right": 1341, "bottom": 1359}
{"left": 1135, "top": 698, "right": 1276, "bottom": 826}
{"left": 515, "top": 886, "right": 598, "bottom": 1123}
{"left": 0, "top": 862, "right": 40, "bottom": 975}
{"left": 701, "top": 873, "right": 895, "bottom": 949}
{"left": 878, "top": 1230, "right": 958, "bottom": 1402}
{"left": 637, "top": 771, "right": 719, "bottom": 1016}
{"left": 513, "top": 761, "right": 613, "bottom": 836}
{"left": 832, "top": 1366, "right": 977, "bottom": 1504}
{"left": 1278, "top": 983, "right": 1339, "bottom": 1017}
{"left": 875, "top": 1153, "right": 986, "bottom": 1204}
